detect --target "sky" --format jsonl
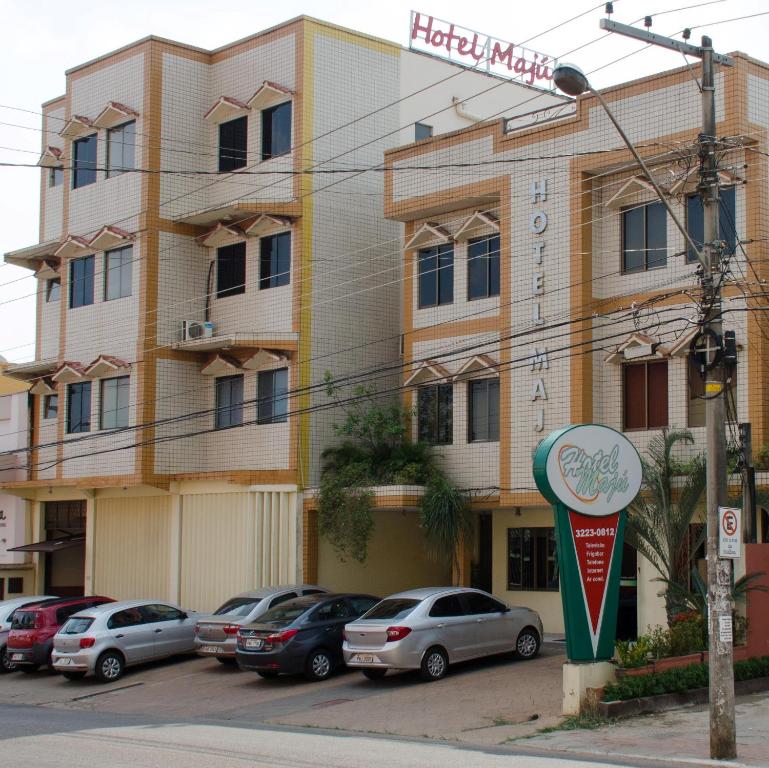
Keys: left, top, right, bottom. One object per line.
{"left": 0, "top": 0, "right": 767, "bottom": 362}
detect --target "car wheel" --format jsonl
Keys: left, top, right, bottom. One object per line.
{"left": 257, "top": 670, "right": 279, "bottom": 679}
{"left": 62, "top": 671, "right": 87, "bottom": 681}
{"left": 304, "top": 649, "right": 333, "bottom": 682}
{"left": 516, "top": 627, "right": 541, "bottom": 659}
{"left": 0, "top": 646, "right": 14, "bottom": 673}
{"left": 420, "top": 647, "right": 448, "bottom": 682}
{"left": 95, "top": 651, "right": 124, "bottom": 683}
{"left": 20, "top": 665, "right": 40, "bottom": 674}
{"left": 362, "top": 668, "right": 387, "bottom": 680}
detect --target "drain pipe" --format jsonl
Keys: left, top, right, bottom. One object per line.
{"left": 452, "top": 96, "right": 483, "bottom": 123}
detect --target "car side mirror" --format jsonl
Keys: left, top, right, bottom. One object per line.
{"left": 179, "top": 612, "right": 188, "bottom": 620}
{"left": 502, "top": 606, "right": 511, "bottom": 613}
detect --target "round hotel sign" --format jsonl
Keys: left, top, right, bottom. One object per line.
{"left": 533, "top": 424, "right": 642, "bottom": 516}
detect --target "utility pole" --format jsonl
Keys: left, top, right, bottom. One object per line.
{"left": 594, "top": 20, "right": 737, "bottom": 760}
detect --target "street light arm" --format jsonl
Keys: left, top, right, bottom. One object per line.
{"left": 588, "top": 86, "right": 706, "bottom": 269}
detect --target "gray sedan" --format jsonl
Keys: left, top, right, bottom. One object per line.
{"left": 51, "top": 600, "right": 197, "bottom": 682}
{"left": 195, "top": 585, "right": 328, "bottom": 664}
{"left": 343, "top": 587, "right": 542, "bottom": 681}
{"left": 0, "top": 596, "right": 55, "bottom": 673}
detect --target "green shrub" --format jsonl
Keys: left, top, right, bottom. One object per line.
{"left": 602, "top": 656, "right": 769, "bottom": 702}
{"left": 669, "top": 615, "right": 706, "bottom": 656}
{"left": 615, "top": 637, "right": 651, "bottom": 668}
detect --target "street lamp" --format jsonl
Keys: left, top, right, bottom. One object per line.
{"left": 552, "top": 63, "right": 704, "bottom": 267}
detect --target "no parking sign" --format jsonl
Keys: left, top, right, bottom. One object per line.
{"left": 718, "top": 506, "right": 741, "bottom": 559}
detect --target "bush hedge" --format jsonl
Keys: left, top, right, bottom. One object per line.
{"left": 602, "top": 656, "right": 769, "bottom": 702}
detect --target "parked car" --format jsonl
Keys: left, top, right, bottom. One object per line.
{"left": 343, "top": 587, "right": 543, "bottom": 682}
{"left": 195, "top": 585, "right": 328, "bottom": 664}
{"left": 237, "top": 593, "right": 379, "bottom": 681}
{"left": 51, "top": 600, "right": 197, "bottom": 682}
{"left": 7, "top": 596, "right": 114, "bottom": 673}
{"left": 0, "top": 596, "right": 56, "bottom": 673}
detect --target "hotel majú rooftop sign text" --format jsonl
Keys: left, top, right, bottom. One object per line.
{"left": 409, "top": 11, "right": 557, "bottom": 88}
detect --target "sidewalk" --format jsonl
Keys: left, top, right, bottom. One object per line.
{"left": 516, "top": 690, "right": 769, "bottom": 767}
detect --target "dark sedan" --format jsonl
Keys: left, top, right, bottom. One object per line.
{"left": 236, "top": 593, "right": 379, "bottom": 681}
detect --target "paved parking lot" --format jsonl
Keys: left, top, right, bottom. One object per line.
{"left": 2, "top": 642, "right": 566, "bottom": 744}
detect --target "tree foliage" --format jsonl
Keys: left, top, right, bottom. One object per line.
{"left": 626, "top": 428, "right": 706, "bottom": 626}
{"left": 318, "top": 375, "right": 469, "bottom": 568}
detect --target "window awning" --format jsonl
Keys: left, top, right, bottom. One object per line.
{"left": 8, "top": 535, "right": 85, "bottom": 553}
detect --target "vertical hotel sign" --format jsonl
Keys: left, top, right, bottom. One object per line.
{"left": 409, "top": 12, "right": 556, "bottom": 88}
{"left": 533, "top": 425, "right": 642, "bottom": 661}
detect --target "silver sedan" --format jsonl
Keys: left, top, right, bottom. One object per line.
{"left": 51, "top": 600, "right": 197, "bottom": 682}
{"left": 195, "top": 585, "right": 328, "bottom": 663}
{"left": 343, "top": 587, "right": 543, "bottom": 681}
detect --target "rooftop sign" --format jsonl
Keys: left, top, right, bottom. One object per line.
{"left": 409, "top": 11, "right": 557, "bottom": 89}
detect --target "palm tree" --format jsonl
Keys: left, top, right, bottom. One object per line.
{"left": 626, "top": 429, "right": 706, "bottom": 627}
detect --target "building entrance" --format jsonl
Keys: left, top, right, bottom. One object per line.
{"left": 43, "top": 501, "right": 85, "bottom": 597}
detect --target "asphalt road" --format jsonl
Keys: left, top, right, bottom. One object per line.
{"left": 0, "top": 704, "right": 690, "bottom": 768}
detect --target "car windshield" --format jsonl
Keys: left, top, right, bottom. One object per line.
{"left": 60, "top": 617, "right": 94, "bottom": 635}
{"left": 213, "top": 598, "right": 262, "bottom": 617}
{"left": 257, "top": 599, "right": 314, "bottom": 625}
{"left": 361, "top": 598, "right": 420, "bottom": 621}
{"left": 10, "top": 610, "right": 37, "bottom": 630}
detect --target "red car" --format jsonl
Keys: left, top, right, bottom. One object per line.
{"left": 7, "top": 596, "right": 114, "bottom": 672}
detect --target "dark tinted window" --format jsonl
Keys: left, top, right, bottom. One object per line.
{"left": 56, "top": 605, "right": 82, "bottom": 625}
{"left": 106, "top": 121, "right": 135, "bottom": 178}
{"left": 219, "top": 116, "right": 248, "bottom": 172}
{"left": 686, "top": 186, "right": 736, "bottom": 262}
{"left": 418, "top": 384, "right": 452, "bottom": 444}
{"left": 363, "top": 598, "right": 419, "bottom": 621}
{"left": 622, "top": 202, "right": 667, "bottom": 272}
{"left": 73, "top": 134, "right": 97, "bottom": 188}
{"left": 469, "top": 378, "right": 499, "bottom": 442}
{"left": 214, "top": 598, "right": 262, "bottom": 617}
{"left": 269, "top": 592, "right": 297, "bottom": 608}
{"left": 418, "top": 244, "right": 454, "bottom": 307}
{"left": 216, "top": 242, "right": 246, "bottom": 298}
{"left": 70, "top": 255, "right": 95, "bottom": 308}
{"left": 67, "top": 382, "right": 91, "bottom": 434}
{"left": 415, "top": 122, "right": 433, "bottom": 141}
{"left": 105, "top": 246, "right": 133, "bottom": 300}
{"left": 60, "top": 617, "right": 94, "bottom": 634}
{"left": 140, "top": 604, "right": 185, "bottom": 623}
{"left": 313, "top": 599, "right": 354, "bottom": 621}
{"left": 429, "top": 595, "right": 465, "bottom": 618}
{"left": 215, "top": 375, "right": 244, "bottom": 429}
{"left": 464, "top": 592, "right": 506, "bottom": 614}
{"left": 260, "top": 232, "right": 291, "bottom": 289}
{"left": 257, "top": 368, "right": 288, "bottom": 424}
{"left": 302, "top": 589, "right": 325, "bottom": 596}
{"left": 349, "top": 596, "right": 378, "bottom": 616}
{"left": 100, "top": 376, "right": 130, "bottom": 430}
{"left": 262, "top": 102, "right": 291, "bottom": 160}
{"left": 467, "top": 235, "right": 500, "bottom": 300}
{"left": 258, "top": 599, "right": 314, "bottom": 624}
{"left": 107, "top": 607, "right": 143, "bottom": 629}
{"left": 11, "top": 610, "right": 37, "bottom": 630}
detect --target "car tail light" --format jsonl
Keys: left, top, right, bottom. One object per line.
{"left": 194, "top": 623, "right": 201, "bottom": 635}
{"left": 386, "top": 626, "right": 412, "bottom": 642}
{"left": 265, "top": 629, "right": 298, "bottom": 644}
{"left": 223, "top": 624, "right": 240, "bottom": 636}
{"left": 79, "top": 637, "right": 96, "bottom": 649}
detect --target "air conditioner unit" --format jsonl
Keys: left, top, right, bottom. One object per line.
{"left": 182, "top": 320, "right": 215, "bottom": 341}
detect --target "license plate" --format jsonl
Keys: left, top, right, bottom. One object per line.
{"left": 245, "top": 639, "right": 263, "bottom": 650}
{"left": 353, "top": 654, "right": 376, "bottom": 663}
{"left": 56, "top": 658, "right": 72, "bottom": 666}
{"left": 201, "top": 645, "right": 222, "bottom": 654}
{"left": 11, "top": 654, "right": 23, "bottom": 661}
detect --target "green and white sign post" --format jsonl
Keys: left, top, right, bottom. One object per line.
{"left": 533, "top": 425, "right": 642, "bottom": 672}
